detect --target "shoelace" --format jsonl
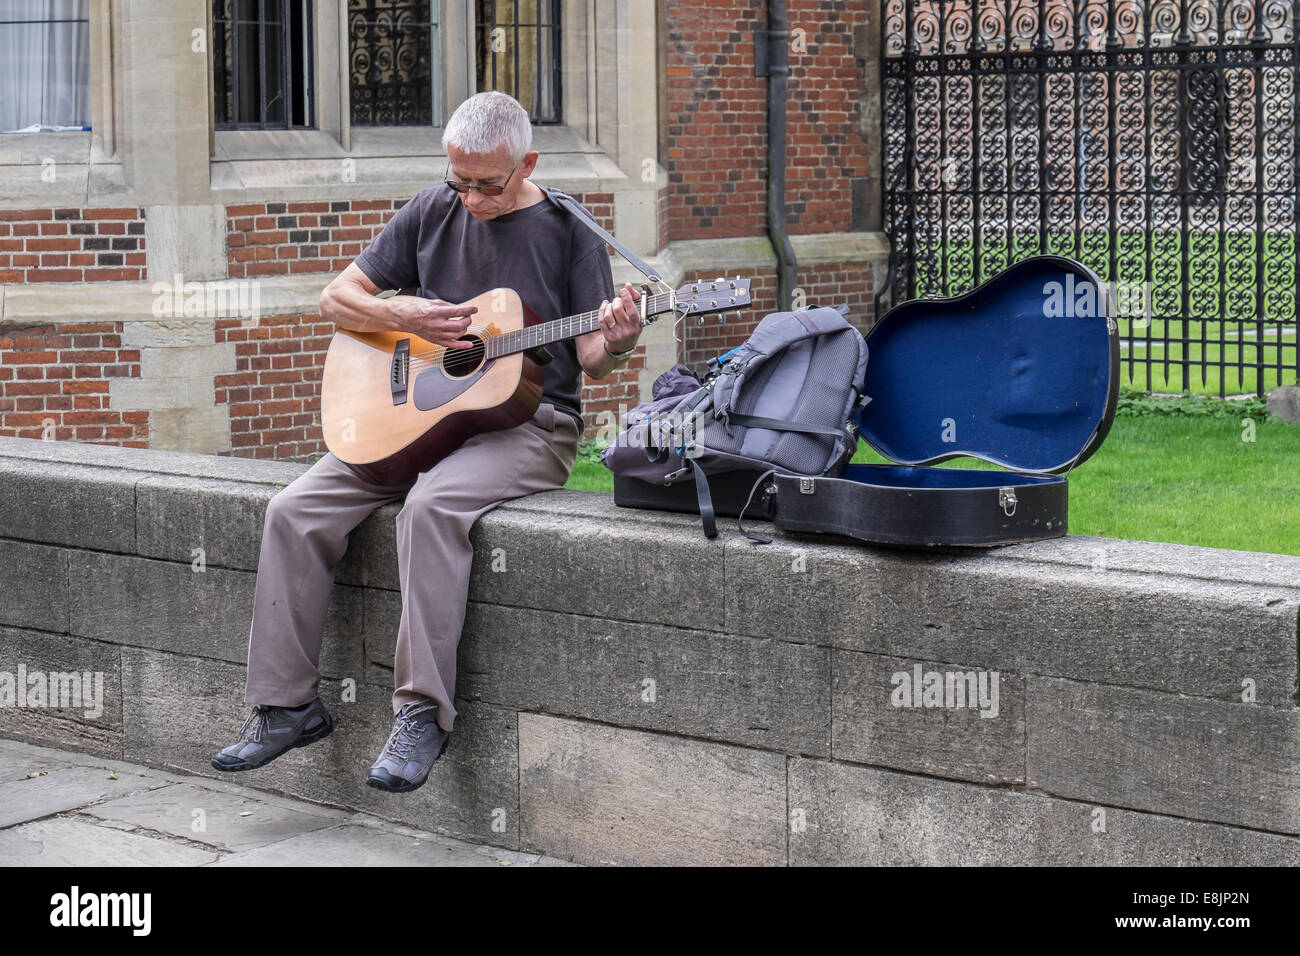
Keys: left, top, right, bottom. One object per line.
{"left": 383, "top": 705, "right": 436, "bottom": 760}
{"left": 239, "top": 704, "right": 270, "bottom": 743}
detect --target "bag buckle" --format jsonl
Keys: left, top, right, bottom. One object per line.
{"left": 663, "top": 467, "right": 690, "bottom": 483}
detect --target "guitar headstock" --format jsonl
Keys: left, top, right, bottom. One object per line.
{"left": 671, "top": 276, "right": 752, "bottom": 321}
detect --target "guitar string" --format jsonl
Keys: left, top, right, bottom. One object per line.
{"left": 400, "top": 293, "right": 680, "bottom": 373}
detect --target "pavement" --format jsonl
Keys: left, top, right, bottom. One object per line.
{"left": 0, "top": 736, "right": 577, "bottom": 867}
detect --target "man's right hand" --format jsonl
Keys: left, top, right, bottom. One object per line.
{"left": 388, "top": 296, "right": 478, "bottom": 349}
{"left": 320, "top": 263, "right": 480, "bottom": 346}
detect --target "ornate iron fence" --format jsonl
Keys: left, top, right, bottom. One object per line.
{"left": 881, "top": 0, "right": 1300, "bottom": 395}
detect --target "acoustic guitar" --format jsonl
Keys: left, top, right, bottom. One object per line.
{"left": 320, "top": 277, "right": 752, "bottom": 484}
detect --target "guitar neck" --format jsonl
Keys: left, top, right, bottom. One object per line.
{"left": 484, "top": 291, "right": 677, "bottom": 360}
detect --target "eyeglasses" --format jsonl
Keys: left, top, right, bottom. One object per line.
{"left": 443, "top": 162, "right": 518, "bottom": 197}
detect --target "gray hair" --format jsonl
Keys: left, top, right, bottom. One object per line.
{"left": 442, "top": 91, "right": 532, "bottom": 164}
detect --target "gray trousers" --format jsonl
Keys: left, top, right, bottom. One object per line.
{"left": 244, "top": 402, "right": 580, "bottom": 734}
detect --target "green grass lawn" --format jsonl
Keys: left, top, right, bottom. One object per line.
{"left": 568, "top": 410, "right": 1300, "bottom": 555}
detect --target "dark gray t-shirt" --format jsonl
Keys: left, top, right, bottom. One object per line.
{"left": 353, "top": 184, "right": 615, "bottom": 430}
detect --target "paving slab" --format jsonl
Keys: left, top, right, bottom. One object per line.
{"left": 0, "top": 735, "right": 580, "bottom": 866}
{"left": 0, "top": 816, "right": 220, "bottom": 866}
{"left": 213, "top": 819, "right": 575, "bottom": 867}
{"left": 0, "top": 764, "right": 173, "bottom": 829}
{"left": 81, "top": 782, "right": 350, "bottom": 854}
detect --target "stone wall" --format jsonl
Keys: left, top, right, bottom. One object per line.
{"left": 1, "top": 435, "right": 1297, "bottom": 865}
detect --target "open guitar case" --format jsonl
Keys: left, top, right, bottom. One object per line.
{"left": 615, "top": 255, "right": 1119, "bottom": 549}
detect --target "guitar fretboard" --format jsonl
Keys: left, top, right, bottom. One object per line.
{"left": 483, "top": 292, "right": 676, "bottom": 359}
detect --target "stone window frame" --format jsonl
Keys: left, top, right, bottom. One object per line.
{"left": 208, "top": 0, "right": 657, "bottom": 190}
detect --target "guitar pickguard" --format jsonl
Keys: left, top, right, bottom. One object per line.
{"left": 411, "top": 361, "right": 493, "bottom": 411}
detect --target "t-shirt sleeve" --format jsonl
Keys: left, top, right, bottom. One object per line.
{"left": 567, "top": 236, "right": 616, "bottom": 318}
{"left": 353, "top": 194, "right": 424, "bottom": 291}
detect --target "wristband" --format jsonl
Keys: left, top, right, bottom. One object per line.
{"left": 603, "top": 338, "right": 636, "bottom": 363}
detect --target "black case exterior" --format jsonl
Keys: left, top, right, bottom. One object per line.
{"left": 769, "top": 255, "right": 1118, "bottom": 549}
{"left": 772, "top": 468, "right": 1067, "bottom": 548}
{"left": 613, "top": 470, "right": 776, "bottom": 521}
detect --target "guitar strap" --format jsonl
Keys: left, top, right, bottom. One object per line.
{"left": 539, "top": 184, "right": 661, "bottom": 283}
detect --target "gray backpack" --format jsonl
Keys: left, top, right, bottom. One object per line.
{"left": 601, "top": 305, "right": 869, "bottom": 538}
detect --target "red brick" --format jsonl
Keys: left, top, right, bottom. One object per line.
{"left": 62, "top": 322, "right": 117, "bottom": 334}
{"left": 82, "top": 207, "right": 140, "bottom": 220}
{"left": 290, "top": 260, "right": 331, "bottom": 274}
{"left": 5, "top": 381, "right": 62, "bottom": 395}
{"left": 7, "top": 349, "right": 59, "bottom": 364}
{"left": 62, "top": 411, "right": 120, "bottom": 425}
{"left": 27, "top": 269, "right": 82, "bottom": 282}
{"left": 25, "top": 237, "right": 80, "bottom": 252}
{"left": 59, "top": 349, "right": 117, "bottom": 363}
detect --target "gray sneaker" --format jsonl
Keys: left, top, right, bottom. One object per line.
{"left": 366, "top": 700, "right": 450, "bottom": 793}
{"left": 212, "top": 697, "right": 333, "bottom": 772}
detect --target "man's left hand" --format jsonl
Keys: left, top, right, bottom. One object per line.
{"left": 598, "top": 282, "right": 642, "bottom": 354}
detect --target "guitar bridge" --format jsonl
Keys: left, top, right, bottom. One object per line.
{"left": 391, "top": 338, "right": 410, "bottom": 405}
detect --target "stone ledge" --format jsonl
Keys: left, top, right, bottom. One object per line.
{"left": 1, "top": 436, "right": 1297, "bottom": 862}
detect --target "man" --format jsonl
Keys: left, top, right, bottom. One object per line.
{"left": 212, "top": 91, "right": 644, "bottom": 793}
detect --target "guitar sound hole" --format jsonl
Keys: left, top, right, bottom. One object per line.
{"left": 442, "top": 334, "right": 487, "bottom": 378}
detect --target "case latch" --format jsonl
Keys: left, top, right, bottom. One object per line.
{"left": 799, "top": 477, "right": 816, "bottom": 495}
{"left": 999, "top": 486, "right": 1018, "bottom": 517}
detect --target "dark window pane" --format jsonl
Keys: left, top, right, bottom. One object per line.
{"left": 213, "top": 0, "right": 313, "bottom": 130}
{"left": 348, "top": 0, "right": 438, "bottom": 127}
{"left": 474, "top": 0, "right": 561, "bottom": 124}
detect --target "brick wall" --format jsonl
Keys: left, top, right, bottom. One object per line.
{"left": 227, "top": 200, "right": 406, "bottom": 279}
{"left": 665, "top": 1, "right": 767, "bottom": 239}
{"left": 227, "top": 192, "right": 616, "bottom": 281}
{"left": 785, "top": 0, "right": 869, "bottom": 234}
{"left": 215, "top": 314, "right": 332, "bottom": 460}
{"left": 0, "top": 208, "right": 146, "bottom": 283}
{"left": 579, "top": 353, "right": 646, "bottom": 440}
{"left": 0, "top": 322, "right": 147, "bottom": 444}
{"left": 664, "top": 0, "right": 869, "bottom": 240}
{"left": 576, "top": 192, "right": 614, "bottom": 233}
{"left": 679, "top": 261, "right": 874, "bottom": 370}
